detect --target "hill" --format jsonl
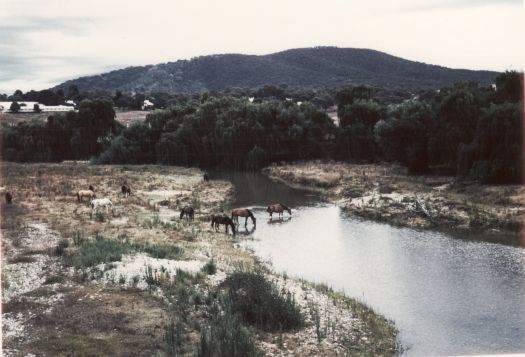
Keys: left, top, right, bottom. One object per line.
{"left": 55, "top": 47, "right": 498, "bottom": 93}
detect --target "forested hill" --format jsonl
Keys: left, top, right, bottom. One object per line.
{"left": 55, "top": 47, "right": 498, "bottom": 93}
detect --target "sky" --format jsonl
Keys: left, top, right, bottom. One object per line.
{"left": 0, "top": 0, "right": 523, "bottom": 94}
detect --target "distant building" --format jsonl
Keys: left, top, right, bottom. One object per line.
{"left": 142, "top": 99, "right": 154, "bottom": 110}
{"left": 0, "top": 101, "right": 76, "bottom": 113}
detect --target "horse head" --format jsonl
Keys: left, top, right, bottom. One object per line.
{"left": 266, "top": 206, "right": 271, "bottom": 213}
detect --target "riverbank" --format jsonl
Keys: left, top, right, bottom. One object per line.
{"left": 1, "top": 162, "right": 397, "bottom": 356}
{"left": 264, "top": 161, "right": 524, "bottom": 238}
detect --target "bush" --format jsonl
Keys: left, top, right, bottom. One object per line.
{"left": 65, "top": 236, "right": 130, "bottom": 268}
{"left": 201, "top": 259, "right": 217, "bottom": 275}
{"left": 222, "top": 271, "right": 303, "bottom": 332}
{"left": 195, "top": 308, "right": 262, "bottom": 357}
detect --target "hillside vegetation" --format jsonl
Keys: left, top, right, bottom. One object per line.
{"left": 54, "top": 47, "right": 498, "bottom": 93}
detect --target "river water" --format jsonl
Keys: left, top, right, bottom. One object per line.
{"left": 212, "top": 171, "right": 525, "bottom": 356}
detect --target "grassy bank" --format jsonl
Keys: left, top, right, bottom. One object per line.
{"left": 2, "top": 162, "right": 397, "bottom": 356}
{"left": 264, "top": 161, "right": 524, "bottom": 238}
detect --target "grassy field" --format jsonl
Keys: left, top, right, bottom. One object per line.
{"left": 264, "top": 161, "right": 525, "bottom": 239}
{"left": 1, "top": 162, "right": 398, "bottom": 356}
{"left": 0, "top": 110, "right": 149, "bottom": 127}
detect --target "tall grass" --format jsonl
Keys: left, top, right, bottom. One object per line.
{"left": 222, "top": 271, "right": 303, "bottom": 332}
{"left": 195, "top": 307, "right": 262, "bottom": 357}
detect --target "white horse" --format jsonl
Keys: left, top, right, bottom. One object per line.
{"left": 91, "top": 198, "right": 113, "bottom": 212}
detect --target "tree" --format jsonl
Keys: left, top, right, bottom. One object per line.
{"left": 10, "top": 101, "right": 20, "bottom": 113}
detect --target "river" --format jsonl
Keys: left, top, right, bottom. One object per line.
{"left": 212, "top": 171, "right": 525, "bottom": 356}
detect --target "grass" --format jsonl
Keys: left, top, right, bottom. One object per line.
{"left": 195, "top": 306, "right": 262, "bottom": 357}
{"left": 201, "top": 258, "right": 217, "bottom": 275}
{"left": 64, "top": 233, "right": 184, "bottom": 269}
{"left": 222, "top": 271, "right": 303, "bottom": 332}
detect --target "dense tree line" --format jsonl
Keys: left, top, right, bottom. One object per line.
{"left": 2, "top": 71, "right": 522, "bottom": 183}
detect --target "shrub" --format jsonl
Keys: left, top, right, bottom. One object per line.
{"left": 65, "top": 236, "right": 130, "bottom": 269}
{"left": 201, "top": 259, "right": 217, "bottom": 275}
{"left": 222, "top": 271, "right": 303, "bottom": 332}
{"left": 195, "top": 308, "right": 262, "bottom": 357}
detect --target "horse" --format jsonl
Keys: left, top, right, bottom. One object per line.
{"left": 180, "top": 206, "right": 195, "bottom": 221}
{"left": 211, "top": 215, "right": 236, "bottom": 235}
{"left": 231, "top": 208, "right": 256, "bottom": 228}
{"left": 5, "top": 192, "right": 12, "bottom": 204}
{"left": 91, "top": 198, "right": 113, "bottom": 212}
{"left": 203, "top": 173, "right": 210, "bottom": 182}
{"left": 77, "top": 190, "right": 96, "bottom": 203}
{"left": 121, "top": 185, "right": 131, "bottom": 197}
{"left": 266, "top": 203, "right": 291, "bottom": 218}
{"left": 88, "top": 185, "right": 94, "bottom": 191}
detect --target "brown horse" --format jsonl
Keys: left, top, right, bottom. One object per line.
{"left": 88, "top": 185, "right": 94, "bottom": 191}
{"left": 77, "top": 190, "right": 96, "bottom": 203}
{"left": 211, "top": 215, "right": 235, "bottom": 235}
{"left": 5, "top": 192, "right": 12, "bottom": 204}
{"left": 180, "top": 206, "right": 195, "bottom": 221}
{"left": 203, "top": 173, "right": 210, "bottom": 182}
{"left": 121, "top": 185, "right": 131, "bottom": 197}
{"left": 231, "top": 208, "right": 256, "bottom": 228}
{"left": 266, "top": 203, "right": 291, "bottom": 218}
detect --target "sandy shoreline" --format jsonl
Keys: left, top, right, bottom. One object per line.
{"left": 263, "top": 161, "right": 524, "bottom": 241}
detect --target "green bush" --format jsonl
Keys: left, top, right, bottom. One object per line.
{"left": 65, "top": 236, "right": 130, "bottom": 268}
{"left": 195, "top": 308, "right": 262, "bottom": 357}
{"left": 222, "top": 271, "right": 303, "bottom": 332}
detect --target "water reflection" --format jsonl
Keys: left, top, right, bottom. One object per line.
{"left": 212, "top": 171, "right": 525, "bottom": 356}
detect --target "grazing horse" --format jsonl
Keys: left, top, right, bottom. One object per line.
{"left": 5, "top": 192, "right": 12, "bottom": 204}
{"left": 231, "top": 208, "right": 256, "bottom": 228}
{"left": 91, "top": 198, "right": 113, "bottom": 212}
{"left": 203, "top": 173, "right": 210, "bottom": 182}
{"left": 77, "top": 190, "right": 96, "bottom": 203}
{"left": 266, "top": 203, "right": 291, "bottom": 218}
{"left": 211, "top": 215, "right": 236, "bottom": 235}
{"left": 180, "top": 206, "right": 195, "bottom": 221}
{"left": 121, "top": 185, "right": 131, "bottom": 197}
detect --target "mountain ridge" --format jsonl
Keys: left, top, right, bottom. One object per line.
{"left": 55, "top": 46, "right": 499, "bottom": 93}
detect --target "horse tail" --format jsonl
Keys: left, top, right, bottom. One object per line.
{"left": 211, "top": 216, "right": 215, "bottom": 227}
{"left": 180, "top": 209, "right": 184, "bottom": 219}
{"left": 77, "top": 192, "right": 80, "bottom": 202}
{"left": 231, "top": 210, "right": 235, "bottom": 220}
{"left": 281, "top": 204, "right": 291, "bottom": 215}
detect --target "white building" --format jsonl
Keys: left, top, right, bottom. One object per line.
{"left": 0, "top": 101, "right": 75, "bottom": 113}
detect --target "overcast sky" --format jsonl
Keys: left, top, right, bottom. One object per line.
{"left": 0, "top": 0, "right": 523, "bottom": 93}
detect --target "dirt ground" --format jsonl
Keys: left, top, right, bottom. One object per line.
{"left": 1, "top": 162, "right": 397, "bottom": 356}
{"left": 264, "top": 161, "right": 525, "bottom": 241}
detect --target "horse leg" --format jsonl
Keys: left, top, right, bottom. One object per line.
{"left": 245, "top": 217, "right": 248, "bottom": 227}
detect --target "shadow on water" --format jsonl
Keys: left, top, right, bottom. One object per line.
{"left": 212, "top": 170, "right": 525, "bottom": 356}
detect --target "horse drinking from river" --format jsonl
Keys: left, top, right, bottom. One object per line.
{"left": 266, "top": 203, "right": 291, "bottom": 218}
{"left": 211, "top": 215, "right": 236, "bottom": 235}
{"left": 231, "top": 208, "right": 256, "bottom": 228}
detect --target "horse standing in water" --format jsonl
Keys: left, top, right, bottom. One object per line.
{"left": 266, "top": 203, "right": 291, "bottom": 218}
{"left": 211, "top": 215, "right": 236, "bottom": 235}
{"left": 180, "top": 206, "right": 195, "bottom": 221}
{"left": 231, "top": 208, "right": 256, "bottom": 228}
{"left": 121, "top": 185, "right": 131, "bottom": 198}
{"left": 77, "top": 190, "right": 96, "bottom": 203}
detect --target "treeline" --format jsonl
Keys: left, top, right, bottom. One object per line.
{"left": 1, "top": 71, "right": 522, "bottom": 183}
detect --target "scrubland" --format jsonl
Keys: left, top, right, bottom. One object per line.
{"left": 1, "top": 162, "right": 397, "bottom": 356}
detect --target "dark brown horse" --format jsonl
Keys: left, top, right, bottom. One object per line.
{"left": 203, "top": 173, "right": 210, "bottom": 182}
{"left": 211, "top": 214, "right": 235, "bottom": 234}
{"left": 180, "top": 206, "right": 195, "bottom": 221}
{"left": 5, "top": 192, "right": 12, "bottom": 204}
{"left": 121, "top": 185, "right": 131, "bottom": 197}
{"left": 266, "top": 203, "right": 291, "bottom": 218}
{"left": 88, "top": 185, "right": 94, "bottom": 191}
{"left": 231, "top": 208, "right": 256, "bottom": 228}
